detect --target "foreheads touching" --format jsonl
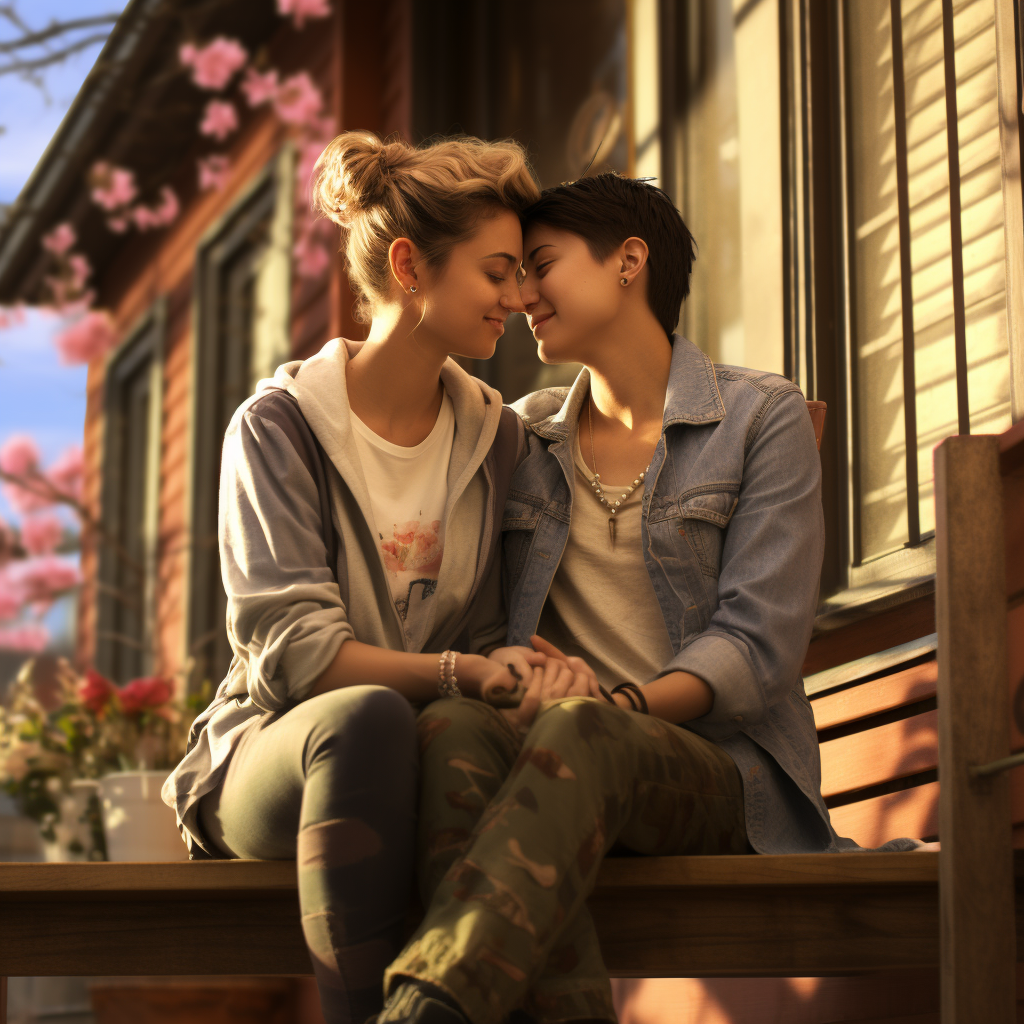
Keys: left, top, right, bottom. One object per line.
{"left": 518, "top": 173, "right": 697, "bottom": 358}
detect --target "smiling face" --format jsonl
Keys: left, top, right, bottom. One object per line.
{"left": 414, "top": 207, "right": 526, "bottom": 361}
{"left": 519, "top": 223, "right": 625, "bottom": 364}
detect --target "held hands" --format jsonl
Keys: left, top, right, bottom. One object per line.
{"left": 506, "top": 635, "right": 606, "bottom": 731}
{"left": 457, "top": 647, "right": 547, "bottom": 706}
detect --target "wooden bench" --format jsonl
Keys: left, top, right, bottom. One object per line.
{"left": 3, "top": 419, "right": 1022, "bottom": 1024}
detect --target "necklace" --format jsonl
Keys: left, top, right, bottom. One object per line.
{"left": 586, "top": 396, "right": 651, "bottom": 546}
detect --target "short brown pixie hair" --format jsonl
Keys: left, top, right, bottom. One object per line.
{"left": 520, "top": 173, "right": 697, "bottom": 339}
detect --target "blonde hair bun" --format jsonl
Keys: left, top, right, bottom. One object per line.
{"left": 313, "top": 130, "right": 412, "bottom": 225}
{"left": 311, "top": 130, "right": 539, "bottom": 322}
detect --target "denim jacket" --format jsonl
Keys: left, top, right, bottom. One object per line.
{"left": 505, "top": 335, "right": 917, "bottom": 854}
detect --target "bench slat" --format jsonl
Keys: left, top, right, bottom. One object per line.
{"left": 812, "top": 660, "right": 937, "bottom": 731}
{"left": 0, "top": 852, "right": 939, "bottom": 898}
{"left": 0, "top": 854, "right": 945, "bottom": 980}
{"left": 819, "top": 709, "right": 938, "bottom": 799}
{"left": 829, "top": 781, "right": 939, "bottom": 848}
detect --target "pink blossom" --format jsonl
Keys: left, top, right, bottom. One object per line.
{"left": 292, "top": 232, "right": 330, "bottom": 279}
{"left": 197, "top": 155, "right": 232, "bottom": 192}
{"left": 80, "top": 669, "right": 116, "bottom": 714}
{"left": 297, "top": 139, "right": 327, "bottom": 202}
{"left": 0, "top": 305, "right": 27, "bottom": 329}
{"left": 9, "top": 556, "right": 81, "bottom": 602}
{"left": 273, "top": 72, "right": 323, "bottom": 126}
{"left": 20, "top": 514, "right": 63, "bottom": 556}
{"left": 67, "top": 253, "right": 92, "bottom": 292}
{"left": 0, "top": 438, "right": 51, "bottom": 514}
{"left": 107, "top": 215, "right": 130, "bottom": 233}
{"left": 0, "top": 435, "right": 41, "bottom": 478}
{"left": 199, "top": 99, "right": 239, "bottom": 140}
{"left": 90, "top": 162, "right": 138, "bottom": 211}
{"left": 54, "top": 310, "right": 118, "bottom": 365}
{"left": 133, "top": 186, "right": 181, "bottom": 231}
{"left": 277, "top": 0, "right": 332, "bottom": 29}
{"left": 241, "top": 67, "right": 279, "bottom": 106}
{"left": 0, "top": 570, "right": 22, "bottom": 621}
{"left": 47, "top": 445, "right": 84, "bottom": 503}
{"left": 0, "top": 624, "right": 49, "bottom": 653}
{"left": 42, "top": 223, "right": 76, "bottom": 255}
{"left": 118, "top": 677, "right": 173, "bottom": 715}
{"left": 179, "top": 37, "right": 248, "bottom": 91}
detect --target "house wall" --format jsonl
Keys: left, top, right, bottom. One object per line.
{"left": 76, "top": 0, "right": 411, "bottom": 683}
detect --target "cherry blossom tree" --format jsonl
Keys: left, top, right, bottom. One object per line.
{"left": 0, "top": 0, "right": 338, "bottom": 655}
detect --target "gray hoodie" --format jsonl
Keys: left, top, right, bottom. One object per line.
{"left": 163, "top": 338, "right": 519, "bottom": 857}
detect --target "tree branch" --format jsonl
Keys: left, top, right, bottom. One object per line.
{"left": 0, "top": 13, "right": 119, "bottom": 54}
{"left": 0, "top": 33, "right": 114, "bottom": 77}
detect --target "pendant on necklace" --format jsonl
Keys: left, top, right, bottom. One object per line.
{"left": 608, "top": 514, "right": 616, "bottom": 545}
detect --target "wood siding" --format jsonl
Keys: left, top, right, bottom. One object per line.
{"left": 76, "top": 0, "right": 412, "bottom": 683}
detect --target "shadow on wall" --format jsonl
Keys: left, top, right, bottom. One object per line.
{"left": 612, "top": 968, "right": 939, "bottom": 1023}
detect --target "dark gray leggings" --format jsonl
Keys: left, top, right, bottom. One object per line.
{"left": 198, "top": 685, "right": 418, "bottom": 1024}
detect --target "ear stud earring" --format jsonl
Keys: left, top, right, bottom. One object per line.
{"left": 620, "top": 277, "right": 628, "bottom": 286}
{"left": 410, "top": 285, "right": 418, "bottom": 293}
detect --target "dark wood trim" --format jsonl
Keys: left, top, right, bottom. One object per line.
{"left": 888, "top": 0, "right": 921, "bottom": 545}
{"left": 940, "top": 0, "right": 970, "bottom": 436}
{"left": 187, "top": 172, "right": 277, "bottom": 692}
{"left": 95, "top": 306, "right": 164, "bottom": 683}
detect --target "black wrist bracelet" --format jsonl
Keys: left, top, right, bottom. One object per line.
{"left": 612, "top": 682, "right": 649, "bottom": 715}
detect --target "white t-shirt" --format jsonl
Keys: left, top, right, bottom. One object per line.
{"left": 349, "top": 393, "right": 455, "bottom": 648}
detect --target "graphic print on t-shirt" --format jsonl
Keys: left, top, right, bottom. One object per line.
{"left": 349, "top": 391, "right": 455, "bottom": 647}
{"left": 380, "top": 518, "right": 444, "bottom": 621}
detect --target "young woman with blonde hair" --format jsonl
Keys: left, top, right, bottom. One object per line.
{"left": 162, "top": 131, "right": 582, "bottom": 1024}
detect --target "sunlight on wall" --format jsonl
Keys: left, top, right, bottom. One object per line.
{"left": 848, "top": 0, "right": 1011, "bottom": 562}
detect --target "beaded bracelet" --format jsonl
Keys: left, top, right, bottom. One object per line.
{"left": 438, "top": 650, "right": 461, "bottom": 698}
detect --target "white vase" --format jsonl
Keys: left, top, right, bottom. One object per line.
{"left": 40, "top": 780, "right": 103, "bottom": 862}
{"left": 98, "top": 770, "right": 188, "bottom": 861}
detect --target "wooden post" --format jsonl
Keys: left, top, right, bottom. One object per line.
{"left": 935, "top": 435, "right": 1015, "bottom": 1021}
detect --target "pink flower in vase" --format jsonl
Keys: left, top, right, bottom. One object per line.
{"left": 118, "top": 676, "right": 173, "bottom": 715}
{"left": 179, "top": 37, "right": 248, "bottom": 91}
{"left": 79, "top": 669, "right": 116, "bottom": 714}
{"left": 199, "top": 99, "right": 239, "bottom": 141}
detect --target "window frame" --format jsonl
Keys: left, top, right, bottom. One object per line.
{"left": 183, "top": 151, "right": 293, "bottom": 692}
{"left": 95, "top": 302, "right": 165, "bottom": 682}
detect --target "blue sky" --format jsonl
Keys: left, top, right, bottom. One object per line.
{"left": 1, "top": 2, "right": 128, "bottom": 646}
{"left": 0, "top": 1, "right": 128, "bottom": 503}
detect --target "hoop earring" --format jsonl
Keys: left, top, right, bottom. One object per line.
{"left": 620, "top": 278, "right": 628, "bottom": 286}
{"left": 410, "top": 285, "right": 418, "bottom": 293}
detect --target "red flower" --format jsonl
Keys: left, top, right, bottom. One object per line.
{"left": 117, "top": 676, "right": 173, "bottom": 715}
{"left": 79, "top": 669, "right": 116, "bottom": 713}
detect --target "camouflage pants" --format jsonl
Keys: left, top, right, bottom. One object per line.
{"left": 385, "top": 697, "right": 749, "bottom": 1024}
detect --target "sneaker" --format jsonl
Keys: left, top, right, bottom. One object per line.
{"left": 371, "top": 982, "right": 471, "bottom": 1024}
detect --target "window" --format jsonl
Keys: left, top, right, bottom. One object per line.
{"left": 411, "top": 0, "right": 631, "bottom": 402}
{"left": 96, "top": 310, "right": 163, "bottom": 683}
{"left": 186, "top": 150, "right": 293, "bottom": 691}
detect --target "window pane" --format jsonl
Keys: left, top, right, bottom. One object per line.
{"left": 848, "top": 0, "right": 910, "bottom": 561}
{"left": 846, "top": 0, "right": 1012, "bottom": 563}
